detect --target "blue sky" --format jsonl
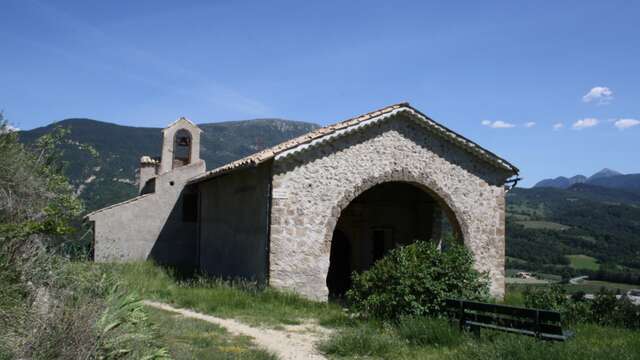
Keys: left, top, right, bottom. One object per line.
{"left": 2, "top": 0, "right": 639, "bottom": 186}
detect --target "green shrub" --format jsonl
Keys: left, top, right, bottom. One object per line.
{"left": 347, "top": 241, "right": 489, "bottom": 319}
{"left": 523, "top": 284, "right": 568, "bottom": 311}
{"left": 396, "top": 316, "right": 466, "bottom": 347}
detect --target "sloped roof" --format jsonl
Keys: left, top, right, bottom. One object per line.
{"left": 189, "top": 103, "right": 518, "bottom": 184}
{"left": 163, "top": 117, "right": 202, "bottom": 133}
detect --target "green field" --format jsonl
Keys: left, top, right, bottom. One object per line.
{"left": 567, "top": 254, "right": 600, "bottom": 270}
{"left": 516, "top": 220, "right": 570, "bottom": 230}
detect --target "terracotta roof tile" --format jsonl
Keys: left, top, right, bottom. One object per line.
{"left": 189, "top": 103, "right": 518, "bottom": 184}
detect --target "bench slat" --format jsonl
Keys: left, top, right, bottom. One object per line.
{"left": 464, "top": 313, "right": 564, "bottom": 335}
{"left": 445, "top": 299, "right": 561, "bottom": 323}
{"left": 465, "top": 321, "right": 570, "bottom": 341}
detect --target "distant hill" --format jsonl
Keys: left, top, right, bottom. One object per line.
{"left": 19, "top": 118, "right": 319, "bottom": 211}
{"left": 507, "top": 183, "right": 640, "bottom": 276}
{"left": 534, "top": 168, "right": 640, "bottom": 194}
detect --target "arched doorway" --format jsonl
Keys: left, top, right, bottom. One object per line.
{"left": 326, "top": 181, "right": 462, "bottom": 298}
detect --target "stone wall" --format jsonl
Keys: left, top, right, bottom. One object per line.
{"left": 198, "top": 163, "right": 271, "bottom": 283}
{"left": 269, "top": 114, "right": 512, "bottom": 300}
{"left": 88, "top": 160, "right": 205, "bottom": 271}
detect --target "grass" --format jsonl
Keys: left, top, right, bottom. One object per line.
{"left": 80, "top": 261, "right": 640, "bottom": 360}
{"left": 569, "top": 280, "right": 637, "bottom": 294}
{"left": 101, "top": 261, "right": 348, "bottom": 327}
{"left": 566, "top": 254, "right": 600, "bottom": 271}
{"left": 146, "top": 307, "right": 276, "bottom": 360}
{"left": 320, "top": 320, "right": 640, "bottom": 360}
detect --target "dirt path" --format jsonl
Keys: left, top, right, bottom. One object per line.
{"left": 143, "top": 300, "right": 332, "bottom": 360}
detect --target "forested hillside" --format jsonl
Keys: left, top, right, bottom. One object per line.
{"left": 19, "top": 118, "right": 318, "bottom": 211}
{"left": 507, "top": 184, "right": 640, "bottom": 282}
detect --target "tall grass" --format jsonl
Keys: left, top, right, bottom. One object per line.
{"left": 109, "top": 261, "right": 348, "bottom": 326}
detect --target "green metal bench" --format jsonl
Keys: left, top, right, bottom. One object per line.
{"left": 445, "top": 298, "right": 574, "bottom": 341}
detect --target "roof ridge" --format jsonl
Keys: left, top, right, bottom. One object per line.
{"left": 188, "top": 102, "right": 517, "bottom": 184}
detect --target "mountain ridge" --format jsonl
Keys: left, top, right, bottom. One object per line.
{"left": 18, "top": 117, "right": 320, "bottom": 211}
{"left": 534, "top": 168, "right": 640, "bottom": 194}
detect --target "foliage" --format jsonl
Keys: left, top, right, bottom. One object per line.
{"left": 0, "top": 113, "right": 167, "bottom": 359}
{"left": 522, "top": 285, "right": 640, "bottom": 330}
{"left": 347, "top": 241, "right": 489, "bottom": 320}
{"left": 523, "top": 284, "right": 568, "bottom": 311}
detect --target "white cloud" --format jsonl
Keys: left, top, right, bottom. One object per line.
{"left": 553, "top": 123, "right": 564, "bottom": 130}
{"left": 481, "top": 120, "right": 515, "bottom": 129}
{"left": 0, "top": 124, "right": 19, "bottom": 134}
{"left": 614, "top": 118, "right": 640, "bottom": 130}
{"left": 524, "top": 122, "right": 536, "bottom": 128}
{"left": 582, "top": 86, "right": 613, "bottom": 104}
{"left": 572, "top": 118, "right": 599, "bottom": 130}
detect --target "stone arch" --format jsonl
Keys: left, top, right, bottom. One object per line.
{"left": 173, "top": 128, "right": 192, "bottom": 168}
{"left": 322, "top": 171, "right": 471, "bottom": 298}
{"left": 323, "top": 170, "right": 469, "bottom": 254}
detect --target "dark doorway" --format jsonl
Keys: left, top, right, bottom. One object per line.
{"left": 326, "top": 181, "right": 462, "bottom": 297}
{"left": 326, "top": 229, "right": 352, "bottom": 299}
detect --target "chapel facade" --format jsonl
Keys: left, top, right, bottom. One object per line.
{"left": 87, "top": 103, "right": 519, "bottom": 300}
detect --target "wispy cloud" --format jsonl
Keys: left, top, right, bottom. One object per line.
{"left": 24, "top": 0, "right": 272, "bottom": 120}
{"left": 572, "top": 118, "right": 599, "bottom": 130}
{"left": 582, "top": 86, "right": 613, "bottom": 105}
{"left": 524, "top": 122, "right": 536, "bottom": 128}
{"left": 481, "top": 120, "right": 515, "bottom": 129}
{"left": 614, "top": 118, "right": 640, "bottom": 130}
{"left": 553, "top": 123, "right": 564, "bottom": 131}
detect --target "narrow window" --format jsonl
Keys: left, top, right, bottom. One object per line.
{"left": 182, "top": 193, "right": 198, "bottom": 222}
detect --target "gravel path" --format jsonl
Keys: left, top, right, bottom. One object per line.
{"left": 143, "top": 300, "right": 331, "bottom": 360}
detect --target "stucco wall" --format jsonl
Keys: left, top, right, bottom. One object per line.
{"left": 88, "top": 161, "right": 205, "bottom": 271}
{"left": 269, "top": 114, "right": 512, "bottom": 300}
{"left": 198, "top": 162, "right": 271, "bottom": 283}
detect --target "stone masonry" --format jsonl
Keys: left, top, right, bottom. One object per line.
{"left": 269, "top": 113, "right": 512, "bottom": 301}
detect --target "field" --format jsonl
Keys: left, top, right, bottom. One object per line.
{"left": 567, "top": 254, "right": 600, "bottom": 271}
{"left": 97, "top": 262, "right": 640, "bottom": 360}
{"left": 516, "top": 220, "right": 571, "bottom": 231}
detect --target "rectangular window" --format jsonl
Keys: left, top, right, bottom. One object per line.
{"left": 182, "top": 193, "right": 198, "bottom": 222}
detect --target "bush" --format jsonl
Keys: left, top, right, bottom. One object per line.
{"left": 347, "top": 241, "right": 489, "bottom": 319}
{"left": 396, "top": 316, "right": 466, "bottom": 347}
{"left": 523, "top": 284, "right": 568, "bottom": 311}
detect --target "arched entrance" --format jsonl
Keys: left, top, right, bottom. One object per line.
{"left": 326, "top": 181, "right": 462, "bottom": 298}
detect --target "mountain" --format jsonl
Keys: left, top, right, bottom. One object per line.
{"left": 534, "top": 175, "right": 586, "bottom": 189}
{"left": 19, "top": 118, "right": 319, "bottom": 211}
{"left": 588, "top": 168, "right": 622, "bottom": 181}
{"left": 507, "top": 183, "right": 640, "bottom": 277}
{"left": 534, "top": 168, "right": 640, "bottom": 194}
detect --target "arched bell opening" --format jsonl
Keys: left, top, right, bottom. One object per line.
{"left": 173, "top": 129, "right": 192, "bottom": 168}
{"left": 326, "top": 181, "right": 463, "bottom": 299}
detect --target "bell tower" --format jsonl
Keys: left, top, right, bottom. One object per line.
{"left": 159, "top": 117, "right": 203, "bottom": 174}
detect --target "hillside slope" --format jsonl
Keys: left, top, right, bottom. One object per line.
{"left": 507, "top": 184, "right": 640, "bottom": 275}
{"left": 19, "top": 118, "right": 318, "bottom": 210}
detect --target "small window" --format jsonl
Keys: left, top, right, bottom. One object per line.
{"left": 182, "top": 193, "right": 198, "bottom": 222}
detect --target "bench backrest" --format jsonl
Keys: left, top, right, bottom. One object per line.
{"left": 445, "top": 299, "right": 564, "bottom": 336}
